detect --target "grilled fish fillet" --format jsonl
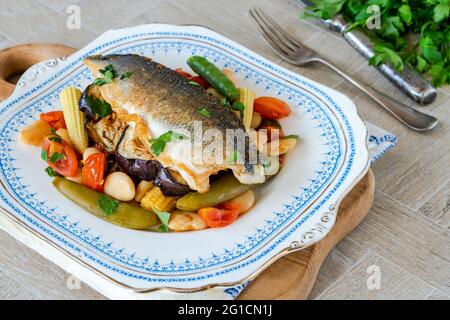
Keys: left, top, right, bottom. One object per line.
{"left": 83, "top": 54, "right": 265, "bottom": 193}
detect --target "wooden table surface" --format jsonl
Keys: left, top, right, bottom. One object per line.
{"left": 0, "top": 0, "right": 448, "bottom": 300}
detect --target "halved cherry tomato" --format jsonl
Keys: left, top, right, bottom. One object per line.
{"left": 40, "top": 111, "right": 66, "bottom": 130}
{"left": 175, "top": 69, "right": 210, "bottom": 89}
{"left": 254, "top": 97, "right": 292, "bottom": 120}
{"left": 258, "top": 119, "right": 284, "bottom": 142}
{"left": 198, "top": 202, "right": 240, "bottom": 228}
{"left": 189, "top": 76, "right": 210, "bottom": 89}
{"left": 82, "top": 153, "right": 106, "bottom": 192}
{"left": 42, "top": 138, "right": 78, "bottom": 177}
{"left": 175, "top": 68, "right": 193, "bottom": 78}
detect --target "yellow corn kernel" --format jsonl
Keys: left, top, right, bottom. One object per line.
{"left": 60, "top": 87, "right": 88, "bottom": 153}
{"left": 238, "top": 88, "right": 255, "bottom": 129}
{"left": 140, "top": 186, "right": 176, "bottom": 213}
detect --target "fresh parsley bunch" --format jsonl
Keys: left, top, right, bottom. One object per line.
{"left": 305, "top": 0, "right": 450, "bottom": 87}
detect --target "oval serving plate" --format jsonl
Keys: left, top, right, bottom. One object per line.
{"left": 0, "top": 24, "right": 369, "bottom": 295}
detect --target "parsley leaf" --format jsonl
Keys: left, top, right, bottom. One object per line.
{"left": 85, "top": 95, "right": 113, "bottom": 118}
{"left": 45, "top": 167, "right": 61, "bottom": 177}
{"left": 94, "top": 64, "right": 118, "bottom": 86}
{"left": 41, "top": 149, "right": 48, "bottom": 162}
{"left": 149, "top": 131, "right": 187, "bottom": 156}
{"left": 93, "top": 77, "right": 112, "bottom": 86}
{"left": 434, "top": 3, "right": 450, "bottom": 23}
{"left": 420, "top": 36, "right": 442, "bottom": 63}
{"left": 227, "top": 148, "right": 239, "bottom": 164}
{"left": 153, "top": 208, "right": 171, "bottom": 232}
{"left": 197, "top": 107, "right": 211, "bottom": 117}
{"left": 369, "top": 43, "right": 404, "bottom": 71}
{"left": 398, "top": 4, "right": 412, "bottom": 25}
{"left": 95, "top": 65, "right": 133, "bottom": 84}
{"left": 99, "top": 64, "right": 118, "bottom": 77}
{"left": 49, "top": 152, "right": 65, "bottom": 163}
{"left": 97, "top": 194, "right": 119, "bottom": 216}
{"left": 120, "top": 71, "right": 134, "bottom": 80}
{"left": 231, "top": 102, "right": 245, "bottom": 116}
{"left": 48, "top": 135, "right": 62, "bottom": 143}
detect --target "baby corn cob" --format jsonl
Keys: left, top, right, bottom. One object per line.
{"left": 238, "top": 88, "right": 255, "bottom": 129}
{"left": 60, "top": 87, "right": 88, "bottom": 153}
{"left": 140, "top": 186, "right": 176, "bottom": 213}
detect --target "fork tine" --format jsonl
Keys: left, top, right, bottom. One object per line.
{"left": 250, "top": 8, "right": 294, "bottom": 57}
{"left": 253, "top": 8, "right": 301, "bottom": 51}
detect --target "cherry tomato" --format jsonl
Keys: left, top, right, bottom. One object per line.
{"left": 189, "top": 76, "right": 210, "bottom": 89}
{"left": 175, "top": 68, "right": 193, "bottom": 78}
{"left": 175, "top": 69, "right": 210, "bottom": 89}
{"left": 42, "top": 138, "right": 78, "bottom": 177}
{"left": 40, "top": 111, "right": 66, "bottom": 130}
{"left": 198, "top": 202, "right": 240, "bottom": 228}
{"left": 259, "top": 119, "right": 284, "bottom": 142}
{"left": 82, "top": 153, "right": 106, "bottom": 192}
{"left": 254, "top": 97, "right": 292, "bottom": 120}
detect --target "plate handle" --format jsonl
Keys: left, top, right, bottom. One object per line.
{"left": 0, "top": 44, "right": 76, "bottom": 101}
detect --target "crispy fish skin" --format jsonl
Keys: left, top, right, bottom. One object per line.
{"left": 83, "top": 54, "right": 265, "bottom": 192}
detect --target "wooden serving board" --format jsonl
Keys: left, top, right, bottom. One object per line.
{"left": 0, "top": 44, "right": 375, "bottom": 300}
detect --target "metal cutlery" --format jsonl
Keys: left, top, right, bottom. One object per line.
{"left": 299, "top": 0, "right": 437, "bottom": 105}
{"left": 249, "top": 8, "right": 438, "bottom": 132}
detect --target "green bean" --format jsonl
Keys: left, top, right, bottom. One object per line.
{"left": 53, "top": 177, "right": 159, "bottom": 230}
{"left": 176, "top": 174, "right": 253, "bottom": 211}
{"left": 187, "top": 56, "right": 239, "bottom": 100}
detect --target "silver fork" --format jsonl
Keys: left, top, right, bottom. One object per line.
{"left": 250, "top": 8, "right": 438, "bottom": 132}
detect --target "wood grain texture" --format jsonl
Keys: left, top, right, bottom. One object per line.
{"left": 419, "top": 181, "right": 450, "bottom": 230}
{"left": 316, "top": 252, "right": 436, "bottom": 300}
{"left": 347, "top": 190, "right": 450, "bottom": 295}
{"left": 0, "top": 44, "right": 75, "bottom": 100}
{"left": 0, "top": 0, "right": 96, "bottom": 48}
{"left": 0, "top": 0, "right": 448, "bottom": 300}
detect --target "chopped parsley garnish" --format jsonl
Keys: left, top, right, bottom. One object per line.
{"left": 197, "top": 107, "right": 211, "bottom": 117}
{"left": 100, "top": 64, "right": 118, "bottom": 78}
{"left": 154, "top": 207, "right": 171, "bottom": 233}
{"left": 220, "top": 98, "right": 245, "bottom": 117}
{"left": 263, "top": 159, "right": 272, "bottom": 168}
{"left": 93, "top": 78, "right": 112, "bottom": 86}
{"left": 97, "top": 194, "right": 119, "bottom": 216}
{"left": 47, "top": 128, "right": 62, "bottom": 143}
{"left": 227, "top": 148, "right": 239, "bottom": 164}
{"left": 231, "top": 101, "right": 245, "bottom": 117}
{"left": 45, "top": 167, "right": 61, "bottom": 177}
{"left": 120, "top": 71, "right": 134, "bottom": 80}
{"left": 94, "top": 64, "right": 133, "bottom": 85}
{"left": 41, "top": 149, "right": 48, "bottom": 162}
{"left": 49, "top": 152, "right": 65, "bottom": 163}
{"left": 85, "top": 95, "right": 113, "bottom": 118}
{"left": 48, "top": 135, "right": 62, "bottom": 143}
{"left": 149, "top": 131, "right": 187, "bottom": 156}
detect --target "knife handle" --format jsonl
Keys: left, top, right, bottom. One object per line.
{"left": 324, "top": 15, "right": 437, "bottom": 105}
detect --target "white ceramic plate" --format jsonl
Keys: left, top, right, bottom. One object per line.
{"left": 0, "top": 24, "right": 369, "bottom": 294}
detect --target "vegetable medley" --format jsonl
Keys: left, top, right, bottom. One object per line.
{"left": 19, "top": 55, "right": 298, "bottom": 232}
